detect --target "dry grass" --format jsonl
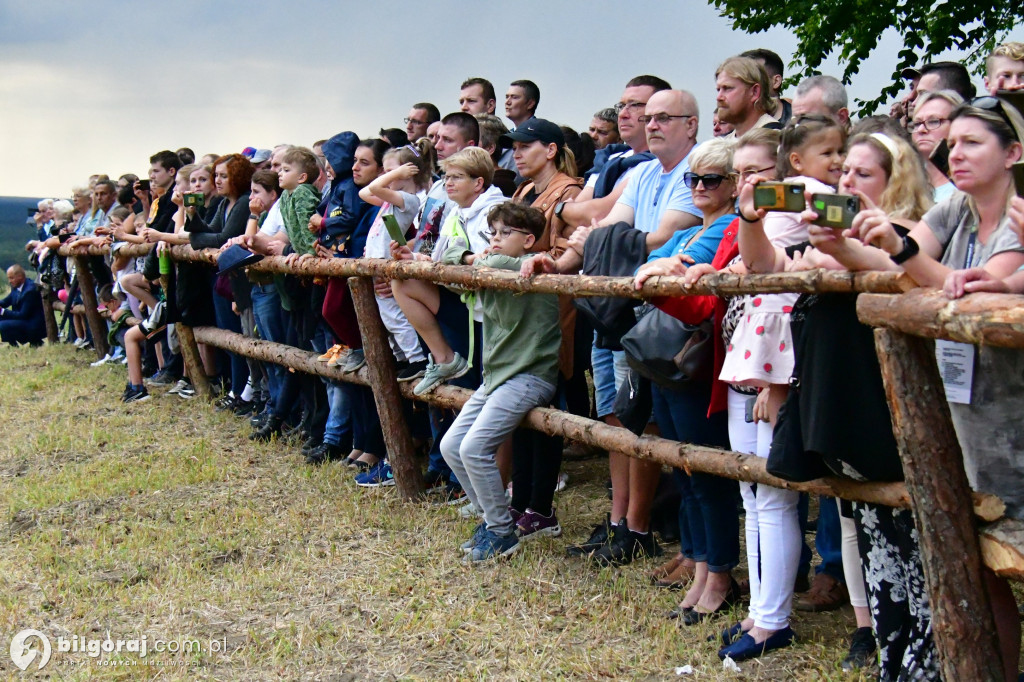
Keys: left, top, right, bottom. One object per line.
{"left": 0, "top": 343, "right": 874, "bottom": 680}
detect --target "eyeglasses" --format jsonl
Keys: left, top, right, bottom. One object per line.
{"left": 444, "top": 173, "right": 471, "bottom": 184}
{"left": 737, "top": 165, "right": 776, "bottom": 179}
{"left": 638, "top": 113, "right": 693, "bottom": 125}
{"left": 613, "top": 101, "right": 647, "bottom": 115}
{"left": 907, "top": 117, "right": 948, "bottom": 133}
{"left": 489, "top": 226, "right": 532, "bottom": 239}
{"left": 403, "top": 117, "right": 427, "bottom": 125}
{"left": 683, "top": 172, "right": 730, "bottom": 190}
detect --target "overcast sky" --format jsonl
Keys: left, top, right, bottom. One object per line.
{"left": 2, "top": 1, "right": 1021, "bottom": 198}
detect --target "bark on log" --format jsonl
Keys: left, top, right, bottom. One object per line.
{"left": 176, "top": 323, "right": 211, "bottom": 398}
{"left": 347, "top": 277, "right": 424, "bottom": 500}
{"left": 57, "top": 243, "right": 153, "bottom": 259}
{"left": 873, "top": 328, "right": 1003, "bottom": 681}
{"left": 859, "top": 289, "right": 1024, "bottom": 348}
{"left": 980, "top": 517, "right": 1024, "bottom": 579}
{"left": 41, "top": 295, "right": 59, "bottom": 343}
{"left": 169, "top": 246, "right": 912, "bottom": 297}
{"left": 73, "top": 256, "right": 109, "bottom": 359}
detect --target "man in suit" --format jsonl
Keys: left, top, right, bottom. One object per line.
{"left": 0, "top": 265, "right": 46, "bottom": 346}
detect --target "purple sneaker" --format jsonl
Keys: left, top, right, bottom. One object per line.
{"left": 516, "top": 508, "right": 562, "bottom": 540}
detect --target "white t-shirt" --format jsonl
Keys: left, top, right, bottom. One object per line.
{"left": 258, "top": 199, "right": 285, "bottom": 237}
{"left": 364, "top": 190, "right": 423, "bottom": 259}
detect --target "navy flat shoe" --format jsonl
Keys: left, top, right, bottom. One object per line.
{"left": 718, "top": 626, "right": 796, "bottom": 661}
{"left": 711, "top": 621, "right": 746, "bottom": 646}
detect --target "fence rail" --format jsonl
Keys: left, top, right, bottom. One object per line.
{"left": 49, "top": 240, "right": 1024, "bottom": 680}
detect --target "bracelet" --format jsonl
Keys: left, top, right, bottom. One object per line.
{"left": 738, "top": 209, "right": 760, "bottom": 223}
{"left": 249, "top": 214, "right": 260, "bottom": 221}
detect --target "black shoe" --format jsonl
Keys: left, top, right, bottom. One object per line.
{"left": 305, "top": 442, "right": 345, "bottom": 466}
{"left": 396, "top": 359, "right": 429, "bottom": 383}
{"left": 300, "top": 436, "right": 321, "bottom": 456}
{"left": 841, "top": 627, "right": 877, "bottom": 671}
{"left": 681, "top": 578, "right": 740, "bottom": 625}
{"left": 215, "top": 394, "right": 236, "bottom": 411}
{"left": 590, "top": 517, "right": 661, "bottom": 567}
{"left": 232, "top": 399, "right": 255, "bottom": 417}
{"left": 566, "top": 514, "right": 613, "bottom": 558}
{"left": 250, "top": 416, "right": 283, "bottom": 442}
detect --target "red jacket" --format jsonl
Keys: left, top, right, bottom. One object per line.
{"left": 651, "top": 218, "right": 739, "bottom": 416}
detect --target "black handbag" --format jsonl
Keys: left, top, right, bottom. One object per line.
{"left": 765, "top": 388, "right": 828, "bottom": 482}
{"left": 621, "top": 304, "right": 715, "bottom": 389}
{"left": 613, "top": 367, "right": 652, "bottom": 436}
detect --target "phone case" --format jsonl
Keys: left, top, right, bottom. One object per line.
{"left": 810, "top": 193, "right": 860, "bottom": 230}
{"left": 753, "top": 182, "right": 806, "bottom": 212}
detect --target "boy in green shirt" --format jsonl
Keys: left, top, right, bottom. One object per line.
{"left": 440, "top": 202, "right": 561, "bottom": 562}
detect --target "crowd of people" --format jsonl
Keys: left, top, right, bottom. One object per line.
{"left": 10, "top": 42, "right": 1024, "bottom": 679}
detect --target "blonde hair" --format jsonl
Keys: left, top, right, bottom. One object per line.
{"left": 987, "top": 41, "right": 1024, "bottom": 77}
{"left": 441, "top": 147, "right": 494, "bottom": 189}
{"left": 735, "top": 127, "right": 780, "bottom": 161}
{"left": 847, "top": 132, "right": 933, "bottom": 222}
{"left": 912, "top": 89, "right": 964, "bottom": 117}
{"left": 688, "top": 137, "right": 736, "bottom": 175}
{"left": 715, "top": 56, "right": 778, "bottom": 116}
{"left": 53, "top": 199, "right": 75, "bottom": 220}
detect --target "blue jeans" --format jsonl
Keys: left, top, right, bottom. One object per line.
{"left": 427, "top": 405, "right": 457, "bottom": 483}
{"left": 651, "top": 382, "right": 737, "bottom": 572}
{"left": 212, "top": 288, "right": 248, "bottom": 395}
{"left": 441, "top": 373, "right": 555, "bottom": 536}
{"left": 251, "top": 284, "right": 285, "bottom": 403}
{"left": 591, "top": 334, "right": 628, "bottom": 419}
{"left": 310, "top": 325, "right": 353, "bottom": 448}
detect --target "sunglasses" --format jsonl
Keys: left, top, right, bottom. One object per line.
{"left": 683, "top": 172, "right": 729, "bottom": 190}
{"left": 971, "top": 96, "right": 1022, "bottom": 141}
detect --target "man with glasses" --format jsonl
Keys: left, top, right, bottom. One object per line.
{"left": 404, "top": 102, "right": 440, "bottom": 142}
{"left": 523, "top": 89, "right": 703, "bottom": 566}
{"left": 715, "top": 56, "right": 781, "bottom": 138}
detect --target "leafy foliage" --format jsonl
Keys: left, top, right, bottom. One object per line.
{"left": 711, "top": 1, "right": 1023, "bottom": 113}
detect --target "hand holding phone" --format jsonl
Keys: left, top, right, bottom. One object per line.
{"left": 810, "top": 193, "right": 860, "bottom": 230}
{"left": 382, "top": 214, "right": 407, "bottom": 246}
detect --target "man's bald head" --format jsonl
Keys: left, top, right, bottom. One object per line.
{"left": 7, "top": 265, "right": 25, "bottom": 289}
{"left": 644, "top": 89, "right": 700, "bottom": 166}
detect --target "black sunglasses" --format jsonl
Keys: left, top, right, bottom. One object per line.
{"left": 683, "top": 172, "right": 728, "bottom": 190}
{"left": 970, "top": 96, "right": 1021, "bottom": 141}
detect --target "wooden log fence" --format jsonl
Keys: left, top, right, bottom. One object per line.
{"left": 48, "top": 241, "right": 1021, "bottom": 679}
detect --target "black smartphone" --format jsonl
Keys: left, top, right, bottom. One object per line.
{"left": 744, "top": 396, "right": 756, "bottom": 423}
{"left": 27, "top": 207, "right": 37, "bottom": 218}
{"left": 930, "top": 140, "right": 950, "bottom": 178}
{"left": 1014, "top": 162, "right": 1024, "bottom": 199}
{"left": 137, "top": 179, "right": 151, "bottom": 191}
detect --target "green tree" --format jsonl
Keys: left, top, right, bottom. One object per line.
{"left": 711, "top": 1, "right": 1023, "bottom": 113}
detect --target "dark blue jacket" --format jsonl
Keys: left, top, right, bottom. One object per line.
{"left": 318, "top": 132, "right": 377, "bottom": 257}
{"left": 0, "top": 279, "right": 46, "bottom": 342}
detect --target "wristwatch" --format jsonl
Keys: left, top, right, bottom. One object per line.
{"left": 554, "top": 201, "right": 566, "bottom": 221}
{"left": 890, "top": 235, "right": 919, "bottom": 265}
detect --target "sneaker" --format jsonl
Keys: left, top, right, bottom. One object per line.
{"left": 465, "top": 527, "right": 520, "bottom": 563}
{"left": 554, "top": 472, "right": 569, "bottom": 493}
{"left": 317, "top": 344, "right": 344, "bottom": 363}
{"left": 589, "top": 517, "right": 661, "bottom": 567}
{"left": 356, "top": 460, "right": 395, "bottom": 488}
{"left": 461, "top": 522, "right": 487, "bottom": 554}
{"left": 438, "top": 481, "right": 468, "bottom": 506}
{"left": 516, "top": 508, "right": 562, "bottom": 540}
{"left": 178, "top": 383, "right": 197, "bottom": 399}
{"left": 423, "top": 469, "right": 448, "bottom": 494}
{"left": 459, "top": 500, "right": 484, "bottom": 519}
{"left": 90, "top": 353, "right": 114, "bottom": 367}
{"left": 413, "top": 353, "right": 469, "bottom": 396}
{"left": 214, "top": 393, "right": 236, "bottom": 410}
{"left": 73, "top": 337, "right": 89, "bottom": 349}
{"left": 110, "top": 346, "right": 125, "bottom": 361}
{"left": 397, "top": 359, "right": 429, "bottom": 383}
{"left": 146, "top": 369, "right": 175, "bottom": 387}
{"left": 341, "top": 348, "right": 366, "bottom": 373}
{"left": 328, "top": 347, "right": 351, "bottom": 368}
{"left": 566, "top": 514, "right": 613, "bottom": 557}
{"left": 233, "top": 399, "right": 255, "bottom": 417}
{"left": 167, "top": 379, "right": 191, "bottom": 396}
{"left": 841, "top": 627, "right": 877, "bottom": 671}
{"left": 121, "top": 384, "right": 151, "bottom": 404}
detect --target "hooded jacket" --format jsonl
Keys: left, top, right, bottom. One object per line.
{"left": 318, "top": 131, "right": 377, "bottom": 257}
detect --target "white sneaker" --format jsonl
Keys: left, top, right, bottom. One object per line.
{"left": 167, "top": 379, "right": 190, "bottom": 395}
{"left": 459, "top": 501, "right": 484, "bottom": 519}
{"left": 90, "top": 353, "right": 113, "bottom": 367}
{"left": 555, "top": 472, "right": 569, "bottom": 493}
{"left": 73, "top": 338, "right": 88, "bottom": 348}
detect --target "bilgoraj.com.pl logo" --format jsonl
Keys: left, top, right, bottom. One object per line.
{"left": 9, "top": 628, "right": 224, "bottom": 670}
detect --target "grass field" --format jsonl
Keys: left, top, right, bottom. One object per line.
{"left": 0, "top": 343, "right": 871, "bottom": 680}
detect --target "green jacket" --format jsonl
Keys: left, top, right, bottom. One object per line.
{"left": 280, "top": 183, "right": 321, "bottom": 256}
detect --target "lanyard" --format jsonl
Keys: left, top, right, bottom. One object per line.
{"left": 963, "top": 227, "right": 977, "bottom": 270}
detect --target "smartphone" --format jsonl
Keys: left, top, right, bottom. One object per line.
{"left": 744, "top": 396, "right": 756, "bottom": 424}
{"left": 1013, "top": 162, "right": 1024, "bottom": 199}
{"left": 137, "top": 179, "right": 151, "bottom": 191}
{"left": 753, "top": 182, "right": 806, "bottom": 212}
{"left": 183, "top": 193, "right": 204, "bottom": 207}
{"left": 810, "top": 193, "right": 860, "bottom": 230}
{"left": 27, "top": 207, "right": 37, "bottom": 218}
{"left": 382, "top": 214, "right": 407, "bottom": 246}
{"left": 930, "top": 140, "right": 950, "bottom": 178}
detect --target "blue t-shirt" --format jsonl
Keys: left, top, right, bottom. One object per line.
{"left": 616, "top": 147, "right": 703, "bottom": 234}
{"left": 644, "top": 212, "right": 735, "bottom": 270}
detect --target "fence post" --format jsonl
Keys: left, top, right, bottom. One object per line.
{"left": 348, "top": 276, "right": 424, "bottom": 500}
{"left": 41, "top": 294, "right": 59, "bottom": 343}
{"left": 873, "top": 328, "right": 1003, "bottom": 680}
{"left": 177, "top": 323, "right": 212, "bottom": 398}
{"left": 73, "top": 256, "right": 109, "bottom": 359}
